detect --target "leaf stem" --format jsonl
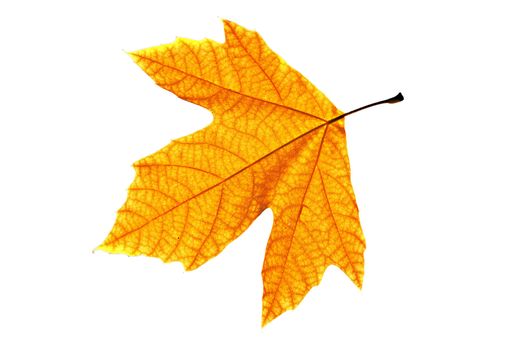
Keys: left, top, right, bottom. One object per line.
{"left": 330, "top": 92, "right": 404, "bottom": 124}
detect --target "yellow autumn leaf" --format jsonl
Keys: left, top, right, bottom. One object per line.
{"left": 98, "top": 20, "right": 403, "bottom": 326}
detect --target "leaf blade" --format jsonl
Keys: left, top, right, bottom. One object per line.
{"left": 99, "top": 20, "right": 365, "bottom": 325}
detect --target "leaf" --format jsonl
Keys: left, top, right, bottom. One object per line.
{"left": 98, "top": 20, "right": 402, "bottom": 326}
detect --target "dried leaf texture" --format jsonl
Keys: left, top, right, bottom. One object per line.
{"left": 99, "top": 20, "right": 365, "bottom": 325}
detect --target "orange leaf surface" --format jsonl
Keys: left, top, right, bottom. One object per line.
{"left": 98, "top": 20, "right": 402, "bottom": 326}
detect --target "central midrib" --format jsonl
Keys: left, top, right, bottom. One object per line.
{"left": 109, "top": 115, "right": 344, "bottom": 242}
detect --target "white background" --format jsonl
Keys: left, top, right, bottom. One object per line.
{"left": 1, "top": 0, "right": 526, "bottom": 349}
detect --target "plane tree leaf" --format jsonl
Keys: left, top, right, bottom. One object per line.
{"left": 98, "top": 20, "right": 403, "bottom": 326}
